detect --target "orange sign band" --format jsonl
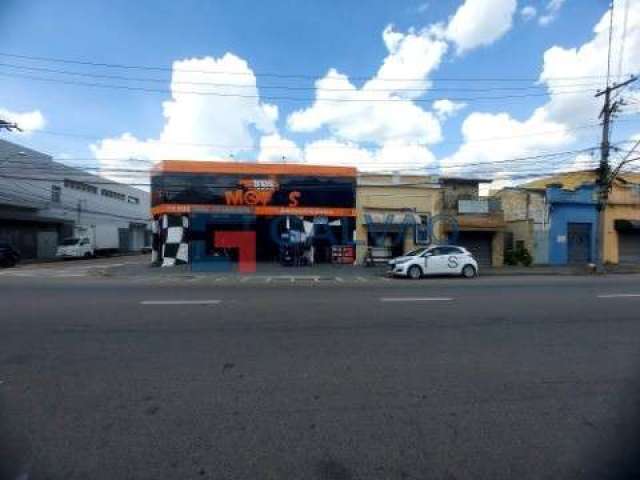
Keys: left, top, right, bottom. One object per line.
{"left": 151, "top": 204, "right": 357, "bottom": 217}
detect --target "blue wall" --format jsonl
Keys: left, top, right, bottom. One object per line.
{"left": 547, "top": 185, "right": 598, "bottom": 265}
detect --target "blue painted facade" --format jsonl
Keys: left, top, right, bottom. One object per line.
{"left": 546, "top": 185, "right": 598, "bottom": 265}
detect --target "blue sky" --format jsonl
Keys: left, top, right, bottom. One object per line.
{"left": 0, "top": 0, "right": 638, "bottom": 184}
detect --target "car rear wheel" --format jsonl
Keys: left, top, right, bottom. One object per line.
{"left": 462, "top": 265, "right": 476, "bottom": 278}
{"left": 407, "top": 265, "right": 422, "bottom": 280}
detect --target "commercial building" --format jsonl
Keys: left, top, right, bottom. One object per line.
{"left": 355, "top": 174, "right": 441, "bottom": 264}
{"left": 355, "top": 175, "right": 505, "bottom": 267}
{"left": 0, "top": 139, "right": 151, "bottom": 259}
{"left": 440, "top": 178, "right": 505, "bottom": 267}
{"left": 150, "top": 160, "right": 357, "bottom": 268}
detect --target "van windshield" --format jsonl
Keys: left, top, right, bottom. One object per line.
{"left": 60, "top": 238, "right": 80, "bottom": 246}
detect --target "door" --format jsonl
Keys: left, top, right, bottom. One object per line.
{"left": 567, "top": 223, "right": 592, "bottom": 264}
{"left": 423, "top": 247, "right": 449, "bottom": 274}
{"left": 37, "top": 231, "right": 58, "bottom": 259}
{"left": 618, "top": 231, "right": 640, "bottom": 263}
{"left": 457, "top": 232, "right": 493, "bottom": 267}
{"left": 118, "top": 228, "right": 130, "bottom": 252}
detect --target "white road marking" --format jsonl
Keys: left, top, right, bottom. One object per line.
{"left": 380, "top": 297, "right": 453, "bottom": 302}
{"left": 597, "top": 294, "right": 640, "bottom": 298}
{"left": 140, "top": 300, "right": 221, "bottom": 305}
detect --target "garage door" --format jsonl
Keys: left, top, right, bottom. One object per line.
{"left": 618, "top": 231, "right": 640, "bottom": 263}
{"left": 456, "top": 231, "right": 493, "bottom": 266}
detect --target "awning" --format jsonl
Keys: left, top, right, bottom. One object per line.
{"left": 363, "top": 211, "right": 422, "bottom": 224}
{"left": 614, "top": 219, "right": 640, "bottom": 231}
{"left": 366, "top": 223, "right": 408, "bottom": 233}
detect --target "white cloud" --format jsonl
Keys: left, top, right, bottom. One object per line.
{"left": 432, "top": 99, "right": 467, "bottom": 120}
{"left": 287, "top": 26, "right": 446, "bottom": 149}
{"left": 539, "top": 0, "right": 566, "bottom": 26}
{"left": 445, "top": 0, "right": 517, "bottom": 53}
{"left": 0, "top": 108, "right": 45, "bottom": 133}
{"left": 520, "top": 6, "right": 537, "bottom": 21}
{"left": 440, "top": 108, "right": 574, "bottom": 177}
{"left": 302, "top": 137, "right": 436, "bottom": 172}
{"left": 91, "top": 54, "right": 278, "bottom": 181}
{"left": 541, "top": 1, "right": 640, "bottom": 127}
{"left": 257, "top": 133, "right": 303, "bottom": 163}
{"left": 442, "top": 1, "right": 640, "bottom": 181}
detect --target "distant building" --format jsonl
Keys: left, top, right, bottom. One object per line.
{"left": 0, "top": 139, "right": 150, "bottom": 259}
{"left": 494, "top": 188, "right": 549, "bottom": 264}
{"left": 502, "top": 170, "right": 640, "bottom": 265}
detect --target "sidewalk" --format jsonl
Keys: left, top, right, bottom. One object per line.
{"left": 100, "top": 260, "right": 640, "bottom": 279}
{"left": 19, "top": 251, "right": 147, "bottom": 266}
{"left": 482, "top": 264, "right": 640, "bottom": 276}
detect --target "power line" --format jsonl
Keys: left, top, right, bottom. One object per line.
{"left": 0, "top": 71, "right": 602, "bottom": 103}
{"left": 0, "top": 148, "right": 600, "bottom": 185}
{"left": 0, "top": 51, "right": 635, "bottom": 82}
{"left": 0, "top": 146, "right": 598, "bottom": 173}
{"left": 0, "top": 61, "right": 609, "bottom": 93}
{"left": 15, "top": 118, "right": 636, "bottom": 152}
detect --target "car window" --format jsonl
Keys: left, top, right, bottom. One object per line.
{"left": 440, "top": 247, "right": 464, "bottom": 255}
{"left": 428, "top": 248, "right": 444, "bottom": 256}
{"left": 60, "top": 238, "right": 80, "bottom": 246}
{"left": 405, "top": 247, "right": 427, "bottom": 257}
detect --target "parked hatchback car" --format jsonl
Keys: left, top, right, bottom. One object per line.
{"left": 388, "top": 245, "right": 478, "bottom": 279}
{"left": 0, "top": 242, "right": 21, "bottom": 268}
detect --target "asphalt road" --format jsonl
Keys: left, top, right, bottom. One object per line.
{"left": 2, "top": 274, "right": 640, "bottom": 479}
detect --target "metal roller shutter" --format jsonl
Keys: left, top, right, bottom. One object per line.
{"left": 618, "top": 231, "right": 640, "bottom": 263}
{"left": 456, "top": 231, "right": 493, "bottom": 266}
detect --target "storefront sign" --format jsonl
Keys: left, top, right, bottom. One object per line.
{"left": 223, "top": 177, "right": 299, "bottom": 207}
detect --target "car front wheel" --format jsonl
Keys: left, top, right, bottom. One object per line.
{"left": 462, "top": 265, "right": 476, "bottom": 278}
{"left": 407, "top": 265, "right": 422, "bottom": 280}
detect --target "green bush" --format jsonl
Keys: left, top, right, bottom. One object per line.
{"left": 504, "top": 250, "right": 518, "bottom": 266}
{"left": 504, "top": 245, "right": 533, "bottom": 267}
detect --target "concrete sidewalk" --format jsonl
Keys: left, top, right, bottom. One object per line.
{"left": 482, "top": 264, "right": 640, "bottom": 276}
{"left": 100, "top": 260, "right": 640, "bottom": 279}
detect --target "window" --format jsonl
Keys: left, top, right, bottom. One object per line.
{"left": 127, "top": 195, "right": 140, "bottom": 205}
{"left": 440, "top": 247, "right": 464, "bottom": 255}
{"left": 415, "top": 215, "right": 430, "bottom": 245}
{"left": 101, "top": 189, "right": 125, "bottom": 201}
{"left": 51, "top": 185, "right": 61, "bottom": 203}
{"left": 63, "top": 179, "right": 98, "bottom": 194}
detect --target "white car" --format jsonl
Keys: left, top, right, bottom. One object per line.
{"left": 388, "top": 245, "right": 479, "bottom": 279}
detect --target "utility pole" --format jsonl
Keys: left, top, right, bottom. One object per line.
{"left": 594, "top": 75, "right": 637, "bottom": 272}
